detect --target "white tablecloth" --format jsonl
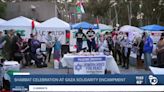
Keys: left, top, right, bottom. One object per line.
{"left": 61, "top": 54, "right": 120, "bottom": 74}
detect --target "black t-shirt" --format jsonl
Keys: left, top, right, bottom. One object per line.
{"left": 86, "top": 30, "right": 95, "bottom": 38}
{"left": 75, "top": 32, "right": 85, "bottom": 42}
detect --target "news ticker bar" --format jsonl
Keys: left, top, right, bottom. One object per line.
{"left": 29, "top": 85, "right": 164, "bottom": 91}
{"left": 10, "top": 74, "right": 164, "bottom": 91}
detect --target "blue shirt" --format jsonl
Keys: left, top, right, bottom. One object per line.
{"left": 54, "top": 41, "right": 61, "bottom": 51}
{"left": 144, "top": 36, "right": 153, "bottom": 53}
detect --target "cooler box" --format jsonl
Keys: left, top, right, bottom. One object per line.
{"left": 3, "top": 61, "right": 20, "bottom": 81}
{"left": 3, "top": 61, "right": 20, "bottom": 71}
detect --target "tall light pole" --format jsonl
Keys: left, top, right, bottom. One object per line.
{"left": 111, "top": 2, "right": 118, "bottom": 27}
{"left": 129, "top": 0, "right": 132, "bottom": 25}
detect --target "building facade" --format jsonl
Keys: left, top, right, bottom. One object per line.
{"left": 5, "top": 0, "right": 59, "bottom": 21}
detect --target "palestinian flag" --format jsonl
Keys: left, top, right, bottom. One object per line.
{"left": 76, "top": 1, "right": 85, "bottom": 14}
{"left": 96, "top": 16, "right": 99, "bottom": 29}
{"left": 31, "top": 19, "right": 37, "bottom": 35}
{"left": 31, "top": 19, "right": 35, "bottom": 33}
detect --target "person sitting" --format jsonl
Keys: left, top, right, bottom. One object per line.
{"left": 30, "top": 35, "right": 47, "bottom": 68}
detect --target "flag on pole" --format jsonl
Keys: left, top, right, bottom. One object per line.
{"left": 76, "top": 1, "right": 85, "bottom": 14}
{"left": 96, "top": 16, "right": 99, "bottom": 29}
{"left": 31, "top": 19, "right": 35, "bottom": 34}
{"left": 31, "top": 19, "right": 38, "bottom": 35}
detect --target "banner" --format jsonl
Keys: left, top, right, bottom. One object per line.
{"left": 9, "top": 74, "right": 164, "bottom": 91}
{"left": 73, "top": 57, "right": 106, "bottom": 74}
{"left": 38, "top": 30, "right": 66, "bottom": 44}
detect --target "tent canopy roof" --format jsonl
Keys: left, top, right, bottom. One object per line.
{"left": 36, "top": 17, "right": 70, "bottom": 30}
{"left": 94, "top": 23, "right": 113, "bottom": 30}
{"left": 0, "top": 16, "right": 40, "bottom": 27}
{"left": 0, "top": 18, "right": 7, "bottom": 24}
{"left": 140, "top": 24, "right": 164, "bottom": 31}
{"left": 72, "top": 22, "right": 98, "bottom": 29}
{"left": 119, "top": 25, "right": 143, "bottom": 33}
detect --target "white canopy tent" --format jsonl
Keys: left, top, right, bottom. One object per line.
{"left": 0, "top": 18, "right": 6, "bottom": 24}
{"left": 119, "top": 25, "right": 143, "bottom": 33}
{"left": 119, "top": 25, "right": 143, "bottom": 41}
{"left": 36, "top": 17, "right": 70, "bottom": 30}
{"left": 0, "top": 16, "right": 40, "bottom": 38}
{"left": 36, "top": 17, "right": 71, "bottom": 44}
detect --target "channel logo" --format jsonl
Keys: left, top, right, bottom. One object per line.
{"left": 149, "top": 75, "right": 158, "bottom": 85}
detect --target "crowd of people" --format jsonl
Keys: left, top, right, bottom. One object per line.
{"left": 0, "top": 30, "right": 61, "bottom": 68}
{"left": 0, "top": 28, "right": 164, "bottom": 70}
{"left": 75, "top": 28, "right": 164, "bottom": 70}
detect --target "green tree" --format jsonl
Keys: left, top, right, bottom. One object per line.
{"left": 0, "top": 2, "right": 6, "bottom": 18}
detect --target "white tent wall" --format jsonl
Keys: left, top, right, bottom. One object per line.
{"left": 0, "top": 26, "right": 32, "bottom": 39}
{"left": 36, "top": 17, "right": 70, "bottom": 44}
{"left": 36, "top": 17, "right": 70, "bottom": 30}
{"left": 37, "top": 29, "right": 66, "bottom": 44}
{"left": 0, "top": 16, "right": 40, "bottom": 38}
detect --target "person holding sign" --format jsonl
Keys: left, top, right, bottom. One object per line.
{"left": 75, "top": 28, "right": 86, "bottom": 52}
{"left": 86, "top": 28, "right": 96, "bottom": 52}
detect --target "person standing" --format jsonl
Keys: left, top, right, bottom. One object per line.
{"left": 13, "top": 33, "right": 24, "bottom": 63}
{"left": 0, "top": 31, "right": 4, "bottom": 64}
{"left": 98, "top": 33, "right": 105, "bottom": 52}
{"left": 106, "top": 32, "right": 114, "bottom": 54}
{"left": 75, "top": 28, "right": 85, "bottom": 52}
{"left": 133, "top": 36, "right": 144, "bottom": 69}
{"left": 112, "top": 32, "right": 118, "bottom": 61}
{"left": 115, "top": 32, "right": 123, "bottom": 65}
{"left": 156, "top": 33, "right": 164, "bottom": 67}
{"left": 1, "top": 29, "right": 17, "bottom": 60}
{"left": 143, "top": 32, "right": 153, "bottom": 70}
{"left": 54, "top": 37, "right": 61, "bottom": 60}
{"left": 123, "top": 32, "right": 132, "bottom": 69}
{"left": 53, "top": 37, "right": 62, "bottom": 69}
{"left": 45, "top": 31, "right": 54, "bottom": 62}
{"left": 86, "top": 28, "right": 96, "bottom": 52}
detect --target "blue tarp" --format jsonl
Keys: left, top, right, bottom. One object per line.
{"left": 141, "top": 24, "right": 164, "bottom": 31}
{"left": 71, "top": 22, "right": 98, "bottom": 29}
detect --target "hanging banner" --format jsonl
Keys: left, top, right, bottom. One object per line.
{"left": 38, "top": 30, "right": 66, "bottom": 44}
